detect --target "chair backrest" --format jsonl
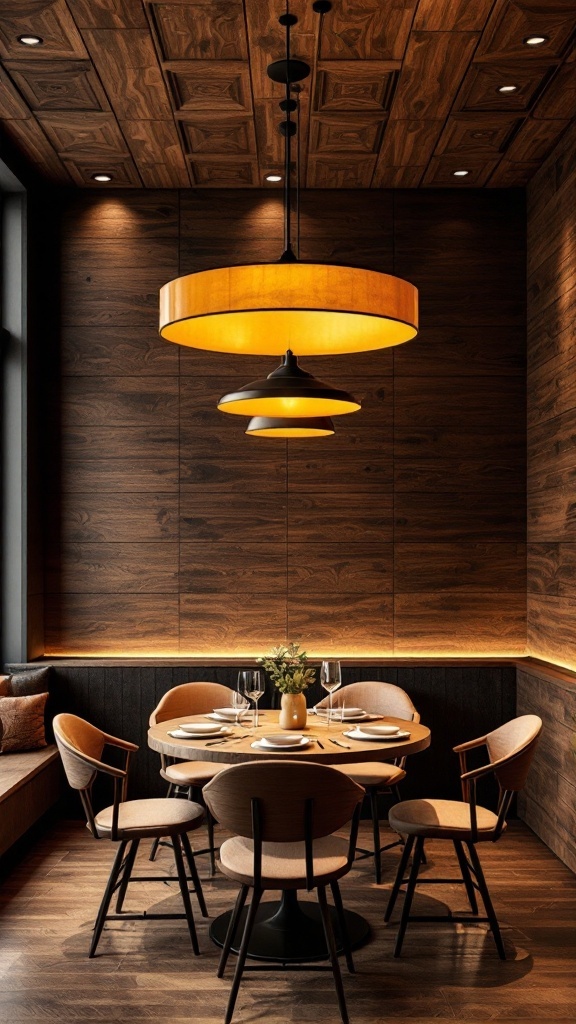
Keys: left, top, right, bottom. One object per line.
{"left": 317, "top": 680, "right": 419, "bottom": 723}
{"left": 485, "top": 714, "right": 542, "bottom": 792}
{"left": 204, "top": 760, "right": 364, "bottom": 843}
{"left": 53, "top": 713, "right": 109, "bottom": 791}
{"left": 54, "top": 713, "right": 135, "bottom": 840}
{"left": 149, "top": 681, "right": 233, "bottom": 726}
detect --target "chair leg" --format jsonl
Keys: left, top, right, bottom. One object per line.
{"left": 150, "top": 783, "right": 175, "bottom": 861}
{"left": 368, "top": 788, "right": 382, "bottom": 884}
{"left": 115, "top": 838, "right": 140, "bottom": 913}
{"left": 453, "top": 839, "right": 478, "bottom": 915}
{"left": 393, "top": 835, "right": 424, "bottom": 957}
{"left": 89, "top": 840, "right": 127, "bottom": 958}
{"left": 330, "top": 880, "right": 355, "bottom": 974}
{"left": 318, "top": 885, "right": 350, "bottom": 1024}
{"left": 180, "top": 831, "right": 209, "bottom": 918}
{"left": 224, "top": 887, "right": 263, "bottom": 1024}
{"left": 172, "top": 835, "right": 200, "bottom": 956}
{"left": 384, "top": 834, "right": 414, "bottom": 922}
{"left": 466, "top": 842, "right": 506, "bottom": 960}
{"left": 218, "top": 884, "right": 249, "bottom": 978}
{"left": 206, "top": 807, "right": 216, "bottom": 878}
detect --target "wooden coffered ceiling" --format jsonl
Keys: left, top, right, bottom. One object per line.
{"left": 0, "top": 0, "right": 575, "bottom": 188}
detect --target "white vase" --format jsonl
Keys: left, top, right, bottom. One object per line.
{"left": 279, "top": 692, "right": 307, "bottom": 730}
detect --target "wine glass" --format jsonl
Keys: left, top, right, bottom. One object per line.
{"left": 320, "top": 660, "right": 341, "bottom": 727}
{"left": 232, "top": 684, "right": 250, "bottom": 727}
{"left": 239, "top": 670, "right": 264, "bottom": 729}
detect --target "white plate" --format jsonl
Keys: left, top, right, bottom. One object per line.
{"left": 179, "top": 722, "right": 224, "bottom": 735}
{"left": 260, "top": 733, "right": 303, "bottom": 747}
{"left": 355, "top": 724, "right": 400, "bottom": 737}
{"left": 313, "top": 707, "right": 368, "bottom": 721}
{"left": 251, "top": 737, "right": 311, "bottom": 751}
{"left": 344, "top": 728, "right": 410, "bottom": 742}
{"left": 207, "top": 711, "right": 250, "bottom": 723}
{"left": 168, "top": 727, "right": 232, "bottom": 740}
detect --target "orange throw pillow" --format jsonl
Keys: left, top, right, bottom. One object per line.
{"left": 0, "top": 692, "right": 48, "bottom": 753}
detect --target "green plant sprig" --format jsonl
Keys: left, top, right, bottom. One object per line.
{"left": 257, "top": 642, "right": 316, "bottom": 695}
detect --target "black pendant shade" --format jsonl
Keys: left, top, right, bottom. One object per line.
{"left": 246, "top": 416, "right": 335, "bottom": 438}
{"left": 217, "top": 350, "right": 361, "bottom": 419}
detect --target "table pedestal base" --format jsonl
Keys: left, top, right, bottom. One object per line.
{"left": 209, "top": 890, "right": 371, "bottom": 964}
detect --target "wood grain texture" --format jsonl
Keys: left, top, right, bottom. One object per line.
{"left": 527, "top": 121, "right": 576, "bottom": 666}
{"left": 394, "top": 593, "right": 527, "bottom": 655}
{"left": 517, "top": 664, "right": 576, "bottom": 873}
{"left": 3, "top": 2, "right": 576, "bottom": 188}
{"left": 42, "top": 186, "right": 526, "bottom": 656}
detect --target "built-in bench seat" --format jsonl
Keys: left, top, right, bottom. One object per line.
{"left": 0, "top": 745, "right": 63, "bottom": 856}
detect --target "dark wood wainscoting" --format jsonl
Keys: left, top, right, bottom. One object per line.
{"left": 11, "top": 660, "right": 516, "bottom": 802}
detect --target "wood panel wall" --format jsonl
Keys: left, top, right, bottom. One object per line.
{"left": 517, "top": 660, "right": 576, "bottom": 875}
{"left": 40, "top": 186, "right": 527, "bottom": 658}
{"left": 527, "top": 121, "right": 576, "bottom": 670}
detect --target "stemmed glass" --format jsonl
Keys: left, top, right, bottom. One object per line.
{"left": 239, "top": 670, "right": 264, "bottom": 730}
{"left": 231, "top": 684, "right": 250, "bottom": 728}
{"left": 320, "top": 660, "right": 341, "bottom": 727}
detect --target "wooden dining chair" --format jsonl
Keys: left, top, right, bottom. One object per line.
{"left": 384, "top": 713, "right": 543, "bottom": 959}
{"left": 149, "top": 681, "right": 233, "bottom": 873}
{"left": 204, "top": 760, "right": 364, "bottom": 1024}
{"left": 317, "top": 680, "right": 420, "bottom": 883}
{"left": 54, "top": 713, "right": 208, "bottom": 958}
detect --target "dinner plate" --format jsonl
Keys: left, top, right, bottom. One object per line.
{"left": 313, "top": 707, "right": 369, "bottom": 722}
{"left": 251, "top": 737, "right": 311, "bottom": 751}
{"left": 168, "top": 727, "right": 232, "bottom": 740}
{"left": 179, "top": 722, "right": 224, "bottom": 735}
{"left": 344, "top": 728, "right": 411, "bottom": 742}
{"left": 207, "top": 711, "right": 250, "bottom": 723}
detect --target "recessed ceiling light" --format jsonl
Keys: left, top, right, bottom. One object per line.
{"left": 498, "top": 84, "right": 518, "bottom": 93}
{"left": 523, "top": 35, "right": 548, "bottom": 46}
{"left": 265, "top": 173, "right": 282, "bottom": 182}
{"left": 92, "top": 173, "right": 113, "bottom": 182}
{"left": 453, "top": 170, "right": 469, "bottom": 177}
{"left": 17, "top": 34, "right": 43, "bottom": 46}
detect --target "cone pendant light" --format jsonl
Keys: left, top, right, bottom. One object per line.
{"left": 218, "top": 350, "right": 359, "bottom": 418}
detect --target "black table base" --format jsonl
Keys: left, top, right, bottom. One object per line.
{"left": 209, "top": 890, "right": 371, "bottom": 964}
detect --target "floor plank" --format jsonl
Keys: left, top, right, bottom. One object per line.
{"left": 0, "top": 820, "right": 574, "bottom": 1022}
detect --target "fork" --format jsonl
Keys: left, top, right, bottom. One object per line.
{"left": 330, "top": 738, "right": 351, "bottom": 749}
{"left": 205, "top": 735, "right": 243, "bottom": 747}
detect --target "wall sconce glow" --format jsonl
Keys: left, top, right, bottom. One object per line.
{"left": 265, "top": 173, "right": 282, "bottom": 182}
{"left": 497, "top": 85, "right": 518, "bottom": 93}
{"left": 17, "top": 34, "right": 43, "bottom": 45}
{"left": 523, "top": 35, "right": 547, "bottom": 46}
{"left": 453, "top": 169, "right": 470, "bottom": 177}
{"left": 218, "top": 350, "right": 360, "bottom": 418}
{"left": 246, "top": 416, "right": 335, "bottom": 437}
{"left": 160, "top": 264, "right": 418, "bottom": 356}
{"left": 92, "top": 173, "right": 113, "bottom": 182}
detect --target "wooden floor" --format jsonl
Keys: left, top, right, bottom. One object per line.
{"left": 0, "top": 818, "right": 575, "bottom": 1023}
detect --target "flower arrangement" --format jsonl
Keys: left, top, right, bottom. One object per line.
{"left": 257, "top": 642, "right": 316, "bottom": 695}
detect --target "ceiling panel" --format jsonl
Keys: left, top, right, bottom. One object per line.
{"left": 0, "top": 0, "right": 574, "bottom": 189}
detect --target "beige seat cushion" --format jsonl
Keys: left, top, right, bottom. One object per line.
{"left": 389, "top": 798, "right": 504, "bottom": 841}
{"left": 162, "top": 760, "right": 226, "bottom": 786}
{"left": 332, "top": 761, "right": 406, "bottom": 788}
{"left": 219, "top": 834, "right": 350, "bottom": 889}
{"left": 94, "top": 797, "right": 205, "bottom": 840}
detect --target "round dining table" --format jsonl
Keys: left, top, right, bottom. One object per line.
{"left": 148, "top": 710, "right": 431, "bottom": 964}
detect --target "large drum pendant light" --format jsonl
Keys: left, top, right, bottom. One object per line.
{"left": 158, "top": 2, "right": 418, "bottom": 359}
{"left": 218, "top": 350, "right": 359, "bottom": 418}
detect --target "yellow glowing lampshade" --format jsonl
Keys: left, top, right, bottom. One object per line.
{"left": 159, "top": 262, "right": 418, "bottom": 356}
{"left": 218, "top": 350, "right": 360, "bottom": 418}
{"left": 246, "top": 416, "right": 335, "bottom": 437}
